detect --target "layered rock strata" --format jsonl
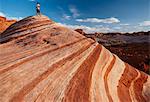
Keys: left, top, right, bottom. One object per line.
{"left": 0, "top": 15, "right": 149, "bottom": 102}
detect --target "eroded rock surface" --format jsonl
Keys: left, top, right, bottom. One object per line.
{"left": 0, "top": 16, "right": 16, "bottom": 34}
{"left": 0, "top": 15, "right": 149, "bottom": 102}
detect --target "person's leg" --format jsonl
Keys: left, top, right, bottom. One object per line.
{"left": 36, "top": 9, "right": 40, "bottom": 15}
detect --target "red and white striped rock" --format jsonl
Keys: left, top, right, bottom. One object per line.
{"left": 0, "top": 15, "right": 149, "bottom": 102}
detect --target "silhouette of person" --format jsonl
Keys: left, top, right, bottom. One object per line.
{"left": 36, "top": 2, "right": 41, "bottom": 15}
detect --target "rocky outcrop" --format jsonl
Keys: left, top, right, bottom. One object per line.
{"left": 75, "top": 29, "right": 85, "bottom": 35}
{"left": 0, "top": 16, "right": 16, "bottom": 33}
{"left": 0, "top": 15, "right": 149, "bottom": 102}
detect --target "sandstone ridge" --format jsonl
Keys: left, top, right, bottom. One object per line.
{"left": 0, "top": 15, "right": 150, "bottom": 102}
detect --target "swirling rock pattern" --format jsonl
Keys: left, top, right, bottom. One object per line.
{"left": 0, "top": 15, "right": 149, "bottom": 102}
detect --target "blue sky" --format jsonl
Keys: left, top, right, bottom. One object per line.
{"left": 0, "top": 0, "right": 150, "bottom": 33}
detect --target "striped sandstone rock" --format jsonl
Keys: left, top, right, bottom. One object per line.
{"left": 0, "top": 15, "right": 149, "bottom": 102}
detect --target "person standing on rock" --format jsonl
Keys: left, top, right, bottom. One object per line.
{"left": 36, "top": 2, "right": 41, "bottom": 15}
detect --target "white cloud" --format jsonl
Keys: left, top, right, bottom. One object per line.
{"left": 120, "top": 23, "right": 130, "bottom": 26}
{"left": 58, "top": 23, "right": 112, "bottom": 33}
{"left": 7, "top": 16, "right": 23, "bottom": 20}
{"left": 114, "top": 26, "right": 121, "bottom": 29}
{"left": 0, "top": 11, "right": 22, "bottom": 20}
{"left": 69, "top": 5, "right": 80, "bottom": 18}
{"left": 62, "top": 14, "right": 71, "bottom": 20}
{"left": 76, "top": 17, "right": 120, "bottom": 24}
{"left": 29, "top": 0, "right": 35, "bottom": 2}
{"left": 57, "top": 6, "right": 71, "bottom": 20}
{"left": 0, "top": 12, "right": 6, "bottom": 17}
{"left": 58, "top": 22, "right": 150, "bottom": 33}
{"left": 139, "top": 21, "right": 150, "bottom": 26}
{"left": 111, "top": 24, "right": 150, "bottom": 33}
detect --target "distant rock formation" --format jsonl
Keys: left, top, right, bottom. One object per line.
{"left": 75, "top": 29, "right": 85, "bottom": 35}
{"left": 0, "top": 16, "right": 16, "bottom": 33}
{"left": 0, "top": 15, "right": 149, "bottom": 102}
{"left": 84, "top": 31, "right": 150, "bottom": 46}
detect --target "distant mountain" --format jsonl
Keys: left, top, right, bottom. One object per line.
{"left": 0, "top": 15, "right": 149, "bottom": 102}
